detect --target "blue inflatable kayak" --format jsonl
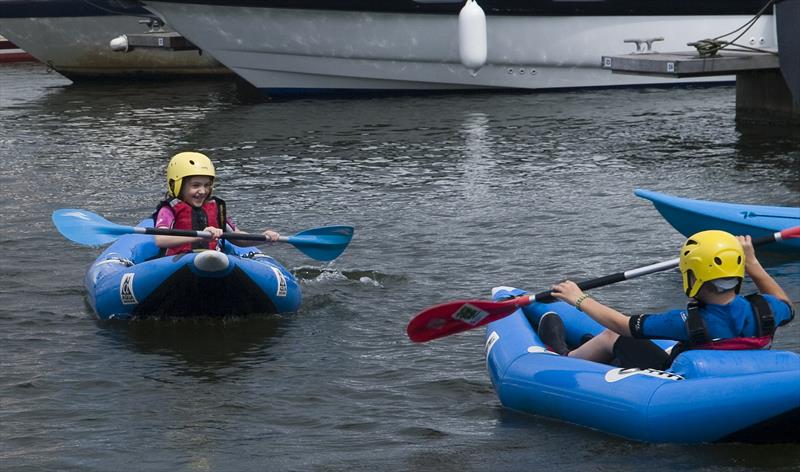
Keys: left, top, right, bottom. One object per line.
{"left": 635, "top": 189, "right": 800, "bottom": 251}
{"left": 485, "top": 287, "right": 800, "bottom": 443}
{"left": 84, "top": 218, "right": 301, "bottom": 320}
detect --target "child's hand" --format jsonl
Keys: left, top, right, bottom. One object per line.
{"left": 551, "top": 280, "right": 584, "bottom": 306}
{"left": 737, "top": 235, "right": 762, "bottom": 273}
{"left": 263, "top": 229, "right": 280, "bottom": 242}
{"left": 204, "top": 226, "right": 224, "bottom": 240}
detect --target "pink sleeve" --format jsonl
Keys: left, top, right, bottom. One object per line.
{"left": 155, "top": 207, "right": 175, "bottom": 228}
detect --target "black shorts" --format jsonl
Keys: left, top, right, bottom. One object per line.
{"left": 612, "top": 336, "right": 671, "bottom": 371}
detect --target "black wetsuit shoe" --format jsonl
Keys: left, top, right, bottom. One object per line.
{"left": 538, "top": 312, "right": 570, "bottom": 356}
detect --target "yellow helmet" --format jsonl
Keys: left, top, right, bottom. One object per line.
{"left": 166, "top": 152, "right": 216, "bottom": 198}
{"left": 679, "top": 230, "right": 745, "bottom": 298}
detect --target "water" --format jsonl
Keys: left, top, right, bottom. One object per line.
{"left": 1, "top": 62, "right": 799, "bottom": 472}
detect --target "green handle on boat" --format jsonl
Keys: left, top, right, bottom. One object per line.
{"left": 407, "top": 226, "right": 800, "bottom": 342}
{"left": 52, "top": 208, "right": 354, "bottom": 262}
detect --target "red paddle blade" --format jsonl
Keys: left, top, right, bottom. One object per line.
{"left": 406, "top": 297, "right": 532, "bottom": 343}
{"left": 778, "top": 226, "right": 800, "bottom": 240}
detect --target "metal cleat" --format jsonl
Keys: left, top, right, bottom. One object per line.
{"left": 623, "top": 37, "right": 664, "bottom": 54}
{"left": 138, "top": 17, "right": 165, "bottom": 32}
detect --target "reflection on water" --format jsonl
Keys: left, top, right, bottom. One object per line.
{"left": 2, "top": 63, "right": 799, "bottom": 471}
{"left": 95, "top": 316, "right": 285, "bottom": 381}
{"left": 733, "top": 132, "right": 800, "bottom": 194}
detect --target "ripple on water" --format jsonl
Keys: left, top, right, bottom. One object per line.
{"left": 1, "top": 65, "right": 799, "bottom": 470}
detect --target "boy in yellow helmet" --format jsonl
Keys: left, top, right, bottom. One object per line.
{"left": 539, "top": 230, "right": 794, "bottom": 369}
{"left": 154, "top": 152, "right": 280, "bottom": 255}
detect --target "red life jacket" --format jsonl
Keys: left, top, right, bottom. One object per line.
{"left": 690, "top": 336, "right": 772, "bottom": 350}
{"left": 156, "top": 197, "right": 226, "bottom": 256}
{"left": 676, "top": 293, "right": 775, "bottom": 353}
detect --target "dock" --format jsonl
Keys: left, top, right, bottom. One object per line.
{"left": 600, "top": 0, "right": 800, "bottom": 131}
{"left": 601, "top": 50, "right": 797, "bottom": 129}
{"left": 602, "top": 51, "right": 779, "bottom": 78}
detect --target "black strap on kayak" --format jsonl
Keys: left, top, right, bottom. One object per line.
{"left": 669, "top": 293, "right": 776, "bottom": 364}
{"left": 668, "top": 301, "right": 714, "bottom": 364}
{"left": 744, "top": 293, "right": 775, "bottom": 336}
{"left": 215, "top": 196, "right": 228, "bottom": 252}
{"left": 685, "top": 301, "right": 710, "bottom": 346}
{"left": 684, "top": 293, "right": 775, "bottom": 346}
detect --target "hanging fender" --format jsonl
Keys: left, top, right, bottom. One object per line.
{"left": 458, "top": 0, "right": 487, "bottom": 73}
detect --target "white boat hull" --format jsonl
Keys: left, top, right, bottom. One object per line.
{"left": 0, "top": 15, "right": 229, "bottom": 79}
{"left": 143, "top": 2, "right": 776, "bottom": 93}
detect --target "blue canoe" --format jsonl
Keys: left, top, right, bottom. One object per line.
{"left": 84, "top": 218, "right": 301, "bottom": 320}
{"left": 635, "top": 189, "right": 800, "bottom": 251}
{"left": 485, "top": 287, "right": 800, "bottom": 443}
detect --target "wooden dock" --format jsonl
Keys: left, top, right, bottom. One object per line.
{"left": 601, "top": 51, "right": 779, "bottom": 77}
{"left": 600, "top": 50, "right": 798, "bottom": 130}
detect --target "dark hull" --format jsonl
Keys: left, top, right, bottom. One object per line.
{"left": 136, "top": 0, "right": 771, "bottom": 16}
{"left": 0, "top": 0, "right": 151, "bottom": 18}
{"left": 0, "top": 0, "right": 775, "bottom": 18}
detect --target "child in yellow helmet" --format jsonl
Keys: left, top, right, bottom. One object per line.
{"left": 538, "top": 230, "right": 794, "bottom": 369}
{"left": 153, "top": 152, "right": 280, "bottom": 255}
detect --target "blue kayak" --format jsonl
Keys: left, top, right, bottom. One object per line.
{"left": 635, "top": 189, "right": 800, "bottom": 251}
{"left": 84, "top": 218, "right": 301, "bottom": 320}
{"left": 485, "top": 287, "right": 800, "bottom": 443}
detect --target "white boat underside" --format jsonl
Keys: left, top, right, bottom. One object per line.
{"left": 0, "top": 16, "right": 228, "bottom": 78}
{"left": 144, "top": 2, "right": 777, "bottom": 92}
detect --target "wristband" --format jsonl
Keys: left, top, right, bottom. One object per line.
{"left": 575, "top": 293, "right": 591, "bottom": 311}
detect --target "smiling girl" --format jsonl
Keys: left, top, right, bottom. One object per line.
{"left": 153, "top": 151, "right": 279, "bottom": 255}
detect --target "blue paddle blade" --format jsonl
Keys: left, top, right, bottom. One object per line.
{"left": 286, "top": 225, "right": 354, "bottom": 261}
{"left": 52, "top": 209, "right": 135, "bottom": 246}
{"left": 53, "top": 208, "right": 354, "bottom": 257}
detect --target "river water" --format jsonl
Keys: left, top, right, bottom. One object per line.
{"left": 1, "top": 62, "right": 799, "bottom": 472}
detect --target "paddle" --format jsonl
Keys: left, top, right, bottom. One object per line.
{"left": 52, "top": 209, "right": 354, "bottom": 262}
{"left": 407, "top": 226, "right": 800, "bottom": 342}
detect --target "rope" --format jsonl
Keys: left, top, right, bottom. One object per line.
{"left": 689, "top": 0, "right": 778, "bottom": 57}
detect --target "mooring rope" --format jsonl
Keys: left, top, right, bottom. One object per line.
{"left": 689, "top": 0, "right": 779, "bottom": 57}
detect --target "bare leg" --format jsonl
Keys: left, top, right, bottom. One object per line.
{"left": 568, "top": 329, "right": 619, "bottom": 363}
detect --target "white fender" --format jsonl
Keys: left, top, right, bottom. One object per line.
{"left": 109, "top": 35, "right": 130, "bottom": 52}
{"left": 458, "top": 0, "right": 487, "bottom": 73}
